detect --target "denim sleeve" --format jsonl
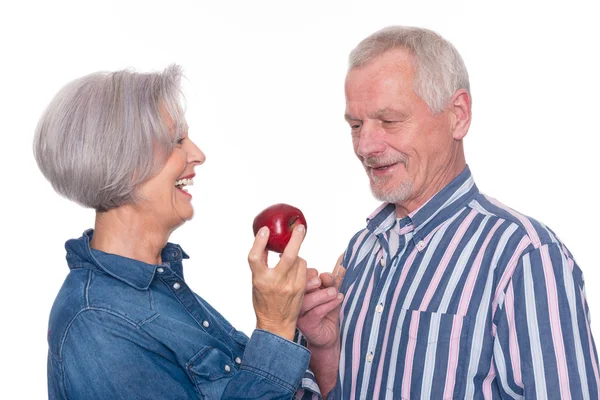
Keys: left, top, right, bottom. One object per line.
{"left": 220, "top": 329, "right": 312, "bottom": 399}
{"left": 56, "top": 310, "right": 316, "bottom": 399}
{"left": 57, "top": 309, "right": 198, "bottom": 399}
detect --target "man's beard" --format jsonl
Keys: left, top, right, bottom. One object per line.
{"left": 370, "top": 178, "right": 413, "bottom": 203}
{"left": 363, "top": 154, "right": 412, "bottom": 203}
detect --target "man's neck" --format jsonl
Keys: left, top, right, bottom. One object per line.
{"left": 395, "top": 160, "right": 466, "bottom": 218}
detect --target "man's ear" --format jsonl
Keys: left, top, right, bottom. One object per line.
{"left": 449, "top": 89, "right": 471, "bottom": 141}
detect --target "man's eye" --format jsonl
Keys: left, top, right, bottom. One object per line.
{"left": 382, "top": 120, "right": 397, "bottom": 125}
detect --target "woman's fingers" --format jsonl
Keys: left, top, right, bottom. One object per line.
{"left": 277, "top": 224, "right": 306, "bottom": 271}
{"left": 248, "top": 227, "right": 269, "bottom": 273}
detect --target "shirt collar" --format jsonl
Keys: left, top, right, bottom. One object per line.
{"left": 64, "top": 229, "right": 189, "bottom": 290}
{"left": 366, "top": 166, "right": 479, "bottom": 245}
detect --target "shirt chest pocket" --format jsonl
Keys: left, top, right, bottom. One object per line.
{"left": 187, "top": 347, "right": 237, "bottom": 399}
{"left": 390, "top": 309, "right": 472, "bottom": 400}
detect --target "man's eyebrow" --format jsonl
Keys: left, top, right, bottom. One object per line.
{"left": 374, "top": 107, "right": 404, "bottom": 118}
{"left": 344, "top": 113, "right": 359, "bottom": 122}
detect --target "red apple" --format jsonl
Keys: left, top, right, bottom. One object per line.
{"left": 252, "top": 203, "right": 307, "bottom": 253}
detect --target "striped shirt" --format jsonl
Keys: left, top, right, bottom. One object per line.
{"left": 326, "top": 166, "right": 599, "bottom": 399}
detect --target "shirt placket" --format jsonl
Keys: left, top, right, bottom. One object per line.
{"left": 359, "top": 231, "right": 411, "bottom": 399}
{"left": 155, "top": 264, "right": 243, "bottom": 370}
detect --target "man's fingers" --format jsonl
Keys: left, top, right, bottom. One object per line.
{"left": 308, "top": 296, "right": 344, "bottom": 319}
{"left": 332, "top": 253, "right": 344, "bottom": 276}
{"left": 248, "top": 227, "right": 270, "bottom": 273}
{"left": 306, "top": 268, "right": 322, "bottom": 292}
{"left": 332, "top": 253, "right": 346, "bottom": 290}
{"left": 300, "top": 287, "right": 341, "bottom": 314}
{"left": 320, "top": 272, "right": 336, "bottom": 288}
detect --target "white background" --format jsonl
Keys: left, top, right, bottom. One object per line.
{"left": 1, "top": 0, "right": 598, "bottom": 396}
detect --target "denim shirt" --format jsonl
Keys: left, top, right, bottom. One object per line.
{"left": 47, "top": 230, "right": 313, "bottom": 399}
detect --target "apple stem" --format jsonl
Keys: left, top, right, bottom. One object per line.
{"left": 288, "top": 216, "right": 299, "bottom": 228}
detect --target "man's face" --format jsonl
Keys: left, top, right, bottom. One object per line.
{"left": 345, "top": 48, "right": 459, "bottom": 213}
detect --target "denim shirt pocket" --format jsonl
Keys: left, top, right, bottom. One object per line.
{"left": 187, "top": 346, "right": 237, "bottom": 398}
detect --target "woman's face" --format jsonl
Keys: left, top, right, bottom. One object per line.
{"left": 135, "top": 128, "right": 206, "bottom": 231}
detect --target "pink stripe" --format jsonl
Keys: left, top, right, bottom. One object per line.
{"left": 443, "top": 317, "right": 464, "bottom": 399}
{"left": 492, "top": 236, "right": 531, "bottom": 319}
{"left": 371, "top": 248, "right": 419, "bottom": 399}
{"left": 486, "top": 195, "right": 541, "bottom": 247}
{"left": 419, "top": 209, "right": 478, "bottom": 310}
{"left": 482, "top": 358, "right": 496, "bottom": 400}
{"left": 401, "top": 311, "right": 421, "bottom": 399}
{"left": 350, "top": 273, "right": 375, "bottom": 400}
{"left": 399, "top": 224, "right": 413, "bottom": 235}
{"left": 457, "top": 219, "right": 503, "bottom": 316}
{"left": 541, "top": 245, "right": 571, "bottom": 398}
{"left": 580, "top": 288, "right": 600, "bottom": 395}
{"left": 350, "top": 230, "right": 370, "bottom": 261}
{"left": 505, "top": 282, "right": 523, "bottom": 388}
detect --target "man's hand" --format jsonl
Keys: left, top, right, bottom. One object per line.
{"left": 297, "top": 254, "right": 346, "bottom": 395}
{"left": 297, "top": 254, "right": 345, "bottom": 349}
{"left": 248, "top": 225, "right": 307, "bottom": 341}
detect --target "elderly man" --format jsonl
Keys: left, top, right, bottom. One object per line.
{"left": 298, "top": 26, "right": 599, "bottom": 399}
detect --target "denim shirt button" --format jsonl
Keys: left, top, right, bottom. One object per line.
{"left": 156, "top": 267, "right": 164, "bottom": 273}
{"left": 173, "top": 250, "right": 179, "bottom": 258}
{"left": 202, "top": 320, "right": 210, "bottom": 328}
{"left": 173, "top": 282, "right": 181, "bottom": 290}
{"left": 224, "top": 365, "right": 231, "bottom": 373}
{"left": 234, "top": 357, "right": 242, "bottom": 365}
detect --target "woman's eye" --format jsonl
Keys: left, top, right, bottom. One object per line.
{"left": 176, "top": 138, "right": 185, "bottom": 145}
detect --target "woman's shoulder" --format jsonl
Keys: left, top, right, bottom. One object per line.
{"left": 47, "top": 268, "right": 155, "bottom": 357}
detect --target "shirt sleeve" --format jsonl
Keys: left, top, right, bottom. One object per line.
{"left": 57, "top": 311, "right": 313, "bottom": 399}
{"left": 493, "top": 242, "right": 600, "bottom": 398}
{"left": 59, "top": 310, "right": 199, "bottom": 399}
{"left": 293, "top": 329, "right": 323, "bottom": 399}
{"left": 221, "top": 329, "right": 312, "bottom": 399}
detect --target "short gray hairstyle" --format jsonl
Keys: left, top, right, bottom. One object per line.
{"left": 349, "top": 26, "right": 470, "bottom": 113}
{"left": 33, "top": 64, "right": 188, "bottom": 211}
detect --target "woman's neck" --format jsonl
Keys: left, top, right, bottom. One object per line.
{"left": 90, "top": 206, "right": 171, "bottom": 265}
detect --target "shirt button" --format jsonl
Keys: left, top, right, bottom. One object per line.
{"left": 173, "top": 250, "right": 179, "bottom": 258}
{"left": 156, "top": 267, "right": 164, "bottom": 273}
{"left": 366, "top": 352, "right": 374, "bottom": 363}
{"left": 380, "top": 258, "right": 386, "bottom": 267}
{"left": 202, "top": 320, "right": 210, "bottom": 328}
{"left": 235, "top": 357, "right": 242, "bottom": 365}
{"left": 416, "top": 240, "right": 426, "bottom": 251}
{"left": 224, "top": 365, "right": 231, "bottom": 373}
{"left": 376, "top": 304, "right": 384, "bottom": 313}
{"left": 173, "top": 282, "right": 181, "bottom": 290}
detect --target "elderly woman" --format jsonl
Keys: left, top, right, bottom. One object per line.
{"left": 35, "top": 65, "right": 317, "bottom": 399}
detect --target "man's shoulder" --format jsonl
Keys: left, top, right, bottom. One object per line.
{"left": 468, "top": 192, "right": 561, "bottom": 251}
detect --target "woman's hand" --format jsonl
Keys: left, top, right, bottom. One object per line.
{"left": 247, "top": 225, "right": 307, "bottom": 341}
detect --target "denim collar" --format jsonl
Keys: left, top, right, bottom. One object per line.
{"left": 366, "top": 165, "right": 479, "bottom": 246}
{"left": 64, "top": 229, "right": 189, "bottom": 290}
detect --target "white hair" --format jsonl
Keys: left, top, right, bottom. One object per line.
{"left": 33, "top": 65, "right": 187, "bottom": 211}
{"left": 349, "top": 26, "right": 470, "bottom": 113}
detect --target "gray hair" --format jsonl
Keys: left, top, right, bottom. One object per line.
{"left": 349, "top": 26, "right": 470, "bottom": 113}
{"left": 33, "top": 64, "right": 187, "bottom": 211}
